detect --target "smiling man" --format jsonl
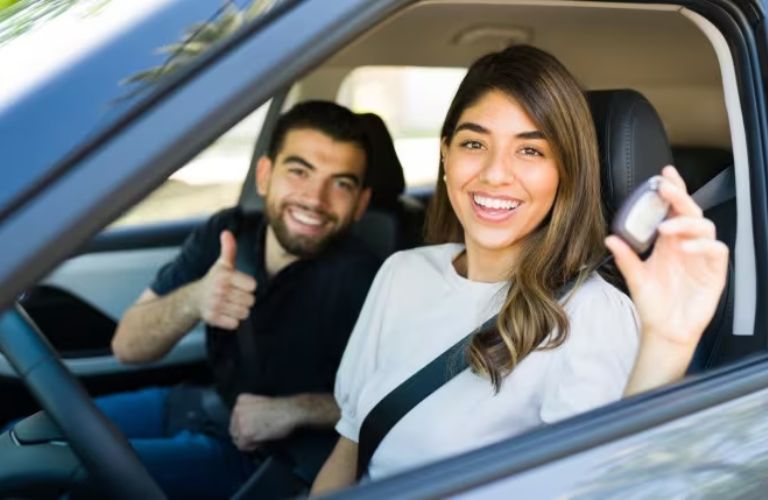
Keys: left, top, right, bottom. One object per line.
{"left": 107, "top": 101, "right": 381, "bottom": 499}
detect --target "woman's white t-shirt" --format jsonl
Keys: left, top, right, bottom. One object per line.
{"left": 335, "top": 243, "right": 639, "bottom": 480}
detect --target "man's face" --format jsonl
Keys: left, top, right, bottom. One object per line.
{"left": 256, "top": 128, "right": 370, "bottom": 257}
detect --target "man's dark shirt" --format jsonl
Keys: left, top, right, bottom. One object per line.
{"left": 150, "top": 207, "right": 381, "bottom": 408}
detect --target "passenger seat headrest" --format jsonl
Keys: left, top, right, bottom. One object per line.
{"left": 586, "top": 89, "right": 674, "bottom": 219}
{"left": 358, "top": 112, "right": 406, "bottom": 209}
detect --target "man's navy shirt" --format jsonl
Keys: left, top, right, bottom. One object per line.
{"left": 150, "top": 207, "right": 381, "bottom": 407}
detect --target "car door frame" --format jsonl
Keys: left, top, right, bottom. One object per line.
{"left": 1, "top": 0, "right": 767, "bottom": 496}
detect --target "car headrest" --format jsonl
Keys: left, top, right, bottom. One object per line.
{"left": 358, "top": 112, "right": 406, "bottom": 209}
{"left": 586, "top": 89, "right": 673, "bottom": 219}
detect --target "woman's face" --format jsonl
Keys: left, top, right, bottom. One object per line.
{"left": 442, "top": 90, "right": 560, "bottom": 259}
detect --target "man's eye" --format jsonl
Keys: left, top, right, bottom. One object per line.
{"left": 335, "top": 180, "right": 355, "bottom": 192}
{"left": 289, "top": 167, "right": 308, "bottom": 177}
{"left": 459, "top": 140, "right": 484, "bottom": 150}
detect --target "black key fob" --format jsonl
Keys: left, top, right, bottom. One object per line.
{"left": 611, "top": 175, "right": 670, "bottom": 254}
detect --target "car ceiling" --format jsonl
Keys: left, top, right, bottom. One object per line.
{"left": 311, "top": 0, "right": 729, "bottom": 149}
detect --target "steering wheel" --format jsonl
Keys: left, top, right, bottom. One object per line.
{"left": 0, "top": 303, "right": 165, "bottom": 499}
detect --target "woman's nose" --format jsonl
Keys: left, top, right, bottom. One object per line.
{"left": 481, "top": 150, "right": 514, "bottom": 185}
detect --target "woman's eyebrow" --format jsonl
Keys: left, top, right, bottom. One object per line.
{"left": 516, "top": 130, "right": 546, "bottom": 140}
{"left": 454, "top": 122, "right": 489, "bottom": 135}
{"left": 455, "top": 122, "right": 545, "bottom": 140}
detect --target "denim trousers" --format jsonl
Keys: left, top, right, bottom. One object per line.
{"left": 94, "top": 386, "right": 257, "bottom": 500}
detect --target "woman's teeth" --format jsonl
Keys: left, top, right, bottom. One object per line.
{"left": 473, "top": 194, "right": 521, "bottom": 210}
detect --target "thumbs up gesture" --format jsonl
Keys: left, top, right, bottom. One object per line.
{"left": 195, "top": 230, "right": 257, "bottom": 330}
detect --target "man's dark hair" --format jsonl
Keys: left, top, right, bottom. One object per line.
{"left": 267, "top": 100, "right": 371, "bottom": 185}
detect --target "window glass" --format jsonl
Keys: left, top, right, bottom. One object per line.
{"left": 111, "top": 101, "right": 269, "bottom": 227}
{"left": 0, "top": 0, "right": 283, "bottom": 219}
{"left": 338, "top": 66, "right": 467, "bottom": 189}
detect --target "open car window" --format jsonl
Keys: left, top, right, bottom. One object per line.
{"left": 1, "top": 0, "right": 767, "bottom": 497}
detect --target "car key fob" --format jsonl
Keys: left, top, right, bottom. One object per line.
{"left": 611, "top": 175, "right": 670, "bottom": 254}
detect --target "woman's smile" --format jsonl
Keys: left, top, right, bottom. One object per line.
{"left": 470, "top": 191, "right": 523, "bottom": 222}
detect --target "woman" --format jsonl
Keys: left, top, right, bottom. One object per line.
{"left": 312, "top": 45, "right": 728, "bottom": 492}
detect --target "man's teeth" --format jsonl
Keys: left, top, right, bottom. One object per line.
{"left": 291, "top": 209, "right": 324, "bottom": 226}
{"left": 473, "top": 194, "right": 521, "bottom": 210}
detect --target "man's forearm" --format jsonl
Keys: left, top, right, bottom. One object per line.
{"left": 288, "top": 393, "right": 341, "bottom": 429}
{"left": 111, "top": 282, "right": 202, "bottom": 364}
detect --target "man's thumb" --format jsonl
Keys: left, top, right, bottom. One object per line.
{"left": 219, "top": 230, "right": 237, "bottom": 267}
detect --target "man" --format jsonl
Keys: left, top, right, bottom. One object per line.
{"left": 106, "top": 101, "right": 381, "bottom": 499}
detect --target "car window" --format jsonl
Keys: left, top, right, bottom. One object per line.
{"left": 0, "top": 0, "right": 284, "bottom": 221}
{"left": 337, "top": 66, "right": 467, "bottom": 189}
{"left": 111, "top": 101, "right": 269, "bottom": 227}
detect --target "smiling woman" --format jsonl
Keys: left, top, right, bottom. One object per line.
{"left": 311, "top": 44, "right": 728, "bottom": 494}
{"left": 431, "top": 47, "right": 606, "bottom": 389}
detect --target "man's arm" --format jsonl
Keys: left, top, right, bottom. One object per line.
{"left": 229, "top": 393, "right": 340, "bottom": 451}
{"left": 111, "top": 285, "right": 202, "bottom": 364}
{"left": 111, "top": 230, "right": 256, "bottom": 364}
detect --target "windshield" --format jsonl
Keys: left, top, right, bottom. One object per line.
{"left": 0, "top": 0, "right": 282, "bottom": 219}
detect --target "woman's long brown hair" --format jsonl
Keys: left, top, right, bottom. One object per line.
{"left": 426, "top": 45, "right": 606, "bottom": 391}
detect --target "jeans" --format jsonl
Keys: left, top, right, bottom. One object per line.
{"left": 94, "top": 386, "right": 257, "bottom": 500}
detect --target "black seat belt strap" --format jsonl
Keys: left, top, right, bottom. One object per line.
{"left": 692, "top": 165, "right": 735, "bottom": 211}
{"left": 356, "top": 315, "right": 497, "bottom": 479}
{"left": 234, "top": 213, "right": 262, "bottom": 387}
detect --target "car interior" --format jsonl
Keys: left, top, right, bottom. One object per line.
{"left": 0, "top": 0, "right": 762, "bottom": 496}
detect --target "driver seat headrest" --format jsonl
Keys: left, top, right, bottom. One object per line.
{"left": 357, "top": 112, "right": 405, "bottom": 209}
{"left": 586, "top": 89, "right": 673, "bottom": 219}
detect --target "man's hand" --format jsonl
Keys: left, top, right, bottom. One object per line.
{"left": 229, "top": 394, "right": 300, "bottom": 451}
{"left": 194, "top": 230, "right": 257, "bottom": 330}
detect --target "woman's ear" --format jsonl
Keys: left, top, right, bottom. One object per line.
{"left": 440, "top": 138, "right": 449, "bottom": 164}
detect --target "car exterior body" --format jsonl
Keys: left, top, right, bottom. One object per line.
{"left": 1, "top": 0, "right": 768, "bottom": 497}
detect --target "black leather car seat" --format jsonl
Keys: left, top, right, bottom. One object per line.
{"left": 585, "top": 89, "right": 739, "bottom": 373}
{"left": 353, "top": 112, "right": 425, "bottom": 259}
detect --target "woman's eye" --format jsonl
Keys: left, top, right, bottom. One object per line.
{"left": 520, "top": 146, "right": 543, "bottom": 157}
{"left": 460, "top": 140, "right": 484, "bottom": 150}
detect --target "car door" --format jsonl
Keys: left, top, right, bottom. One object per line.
{"left": 0, "top": 0, "right": 296, "bottom": 425}
{"left": 1, "top": 0, "right": 767, "bottom": 496}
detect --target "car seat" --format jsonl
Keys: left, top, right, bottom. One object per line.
{"left": 353, "top": 112, "right": 426, "bottom": 258}
{"left": 585, "top": 89, "right": 741, "bottom": 374}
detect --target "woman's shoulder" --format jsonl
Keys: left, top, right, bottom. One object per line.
{"left": 567, "top": 273, "right": 633, "bottom": 309}
{"left": 565, "top": 273, "right": 639, "bottom": 334}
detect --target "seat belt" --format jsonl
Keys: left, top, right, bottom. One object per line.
{"left": 355, "top": 279, "right": 577, "bottom": 479}
{"left": 355, "top": 315, "right": 496, "bottom": 480}
{"left": 233, "top": 214, "right": 263, "bottom": 396}
{"left": 692, "top": 165, "right": 735, "bottom": 211}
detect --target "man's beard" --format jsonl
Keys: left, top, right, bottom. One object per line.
{"left": 266, "top": 201, "right": 345, "bottom": 258}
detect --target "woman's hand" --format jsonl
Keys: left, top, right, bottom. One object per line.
{"left": 605, "top": 165, "right": 729, "bottom": 394}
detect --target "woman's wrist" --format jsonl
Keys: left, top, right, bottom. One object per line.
{"left": 624, "top": 331, "right": 698, "bottom": 396}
